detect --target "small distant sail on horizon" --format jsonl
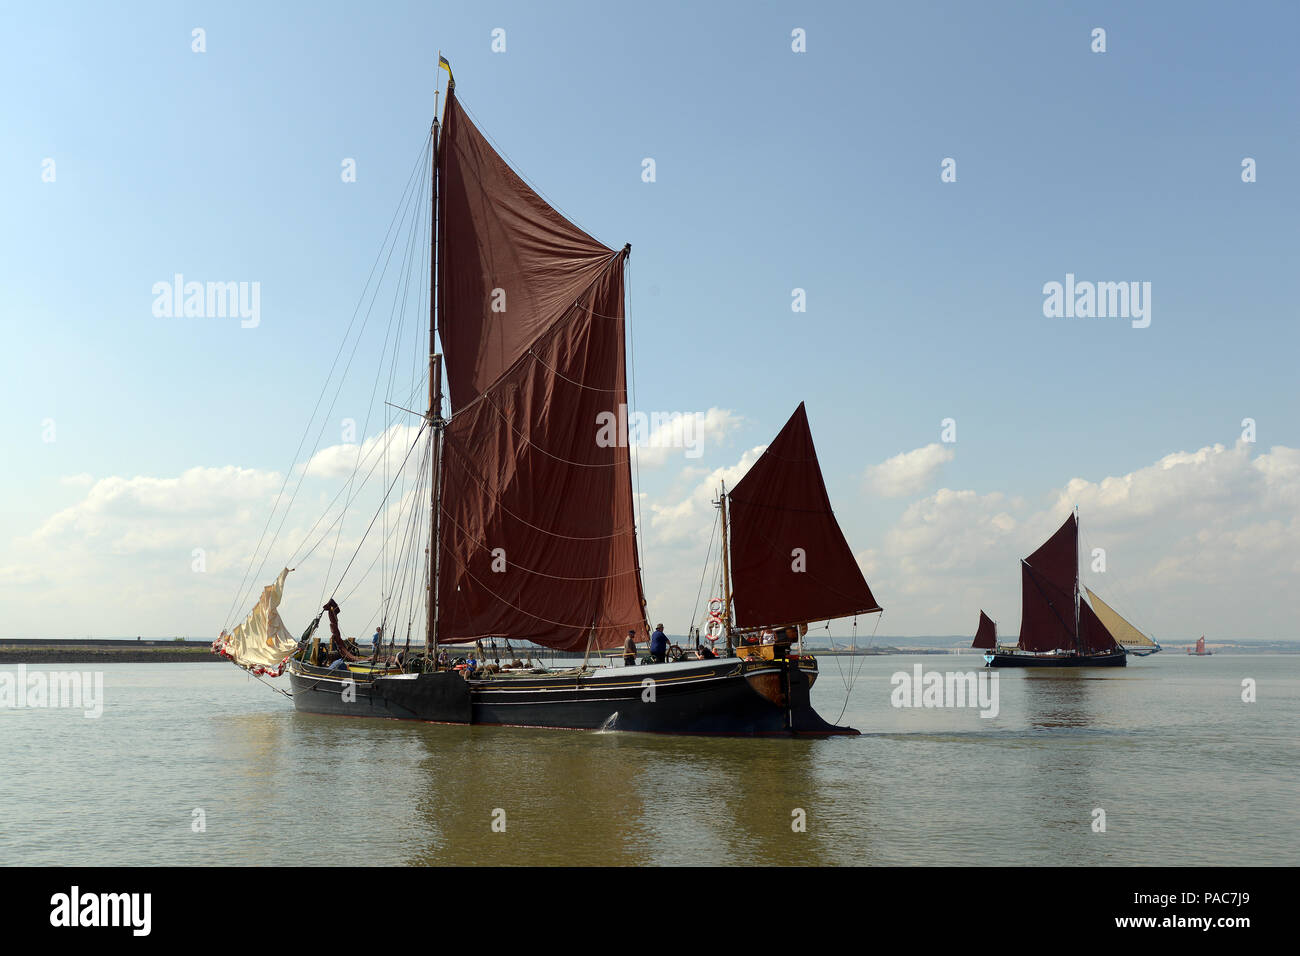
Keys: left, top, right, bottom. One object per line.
{"left": 1189, "top": 635, "right": 1212, "bottom": 656}
{"left": 972, "top": 610, "right": 997, "bottom": 650}
{"left": 1085, "top": 587, "right": 1162, "bottom": 656}
{"left": 212, "top": 568, "right": 299, "bottom": 677}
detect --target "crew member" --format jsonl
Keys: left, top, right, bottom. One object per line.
{"left": 623, "top": 629, "right": 638, "bottom": 667}
{"left": 649, "top": 623, "right": 668, "bottom": 664}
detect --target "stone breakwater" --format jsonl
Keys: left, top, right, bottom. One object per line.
{"left": 0, "top": 640, "right": 224, "bottom": 665}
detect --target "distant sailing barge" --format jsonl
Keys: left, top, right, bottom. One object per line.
{"left": 974, "top": 512, "right": 1130, "bottom": 667}
{"left": 213, "top": 64, "right": 878, "bottom": 736}
{"left": 1187, "top": 636, "right": 1213, "bottom": 656}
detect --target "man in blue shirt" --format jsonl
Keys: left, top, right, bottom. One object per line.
{"left": 371, "top": 626, "right": 383, "bottom": 657}
{"left": 649, "top": 623, "right": 669, "bottom": 664}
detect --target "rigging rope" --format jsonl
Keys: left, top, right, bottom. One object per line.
{"left": 689, "top": 508, "right": 721, "bottom": 633}
{"left": 287, "top": 400, "right": 426, "bottom": 569}
{"left": 526, "top": 347, "right": 623, "bottom": 392}
{"left": 320, "top": 154, "right": 431, "bottom": 605}
{"left": 327, "top": 422, "right": 429, "bottom": 598}
{"left": 339, "top": 435, "right": 432, "bottom": 607}
{"left": 834, "top": 611, "right": 881, "bottom": 726}
{"left": 223, "top": 136, "right": 433, "bottom": 631}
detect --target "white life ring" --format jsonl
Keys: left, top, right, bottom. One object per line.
{"left": 705, "top": 619, "right": 724, "bottom": 643}
{"left": 707, "top": 597, "right": 724, "bottom": 617}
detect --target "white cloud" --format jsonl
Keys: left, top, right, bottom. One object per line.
{"left": 7, "top": 437, "right": 1299, "bottom": 644}
{"left": 4, "top": 433, "right": 428, "bottom": 638}
{"left": 630, "top": 407, "right": 741, "bottom": 468}
{"left": 33, "top": 466, "right": 284, "bottom": 556}
{"left": 865, "top": 443, "right": 954, "bottom": 498}
{"left": 858, "top": 441, "right": 1300, "bottom": 638}
{"left": 300, "top": 422, "right": 424, "bottom": 479}
{"left": 635, "top": 445, "right": 768, "bottom": 631}
{"left": 647, "top": 444, "right": 765, "bottom": 546}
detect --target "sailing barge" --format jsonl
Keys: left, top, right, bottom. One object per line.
{"left": 215, "top": 66, "right": 877, "bottom": 735}
{"left": 981, "top": 512, "right": 1127, "bottom": 667}
{"left": 972, "top": 589, "right": 1161, "bottom": 661}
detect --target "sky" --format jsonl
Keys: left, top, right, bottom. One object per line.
{"left": 1, "top": 1, "right": 1297, "bottom": 642}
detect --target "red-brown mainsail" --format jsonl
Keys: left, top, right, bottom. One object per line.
{"left": 437, "top": 89, "right": 620, "bottom": 412}
{"left": 727, "top": 402, "right": 880, "bottom": 629}
{"left": 435, "top": 86, "right": 646, "bottom": 651}
{"left": 1018, "top": 513, "right": 1080, "bottom": 652}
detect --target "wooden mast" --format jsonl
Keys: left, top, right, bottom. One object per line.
{"left": 426, "top": 75, "right": 445, "bottom": 672}
{"left": 719, "top": 480, "right": 734, "bottom": 656}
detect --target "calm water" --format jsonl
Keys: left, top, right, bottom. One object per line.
{"left": 1, "top": 654, "right": 1295, "bottom": 866}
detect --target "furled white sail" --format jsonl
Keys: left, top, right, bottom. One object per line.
{"left": 213, "top": 568, "right": 299, "bottom": 676}
{"left": 1085, "top": 588, "right": 1155, "bottom": 648}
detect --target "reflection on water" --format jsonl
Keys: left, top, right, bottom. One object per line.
{"left": 398, "top": 727, "right": 851, "bottom": 866}
{"left": 1022, "top": 670, "right": 1100, "bottom": 729}
{"left": 1014, "top": 672, "right": 1103, "bottom": 858}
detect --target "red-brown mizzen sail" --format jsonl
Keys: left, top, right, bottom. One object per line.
{"left": 1018, "top": 514, "right": 1080, "bottom": 652}
{"left": 972, "top": 610, "right": 997, "bottom": 649}
{"left": 727, "top": 403, "right": 880, "bottom": 629}
{"left": 434, "top": 88, "right": 646, "bottom": 652}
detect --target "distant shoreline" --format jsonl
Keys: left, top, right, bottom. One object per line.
{"left": 0, "top": 639, "right": 223, "bottom": 664}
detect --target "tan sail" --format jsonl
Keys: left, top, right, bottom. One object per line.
{"left": 1085, "top": 588, "right": 1155, "bottom": 648}
{"left": 212, "top": 568, "right": 299, "bottom": 676}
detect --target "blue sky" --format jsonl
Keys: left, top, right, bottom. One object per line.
{"left": 2, "top": 1, "right": 1297, "bottom": 640}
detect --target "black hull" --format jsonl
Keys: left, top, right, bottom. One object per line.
{"left": 985, "top": 648, "right": 1127, "bottom": 668}
{"left": 287, "top": 657, "right": 856, "bottom": 736}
